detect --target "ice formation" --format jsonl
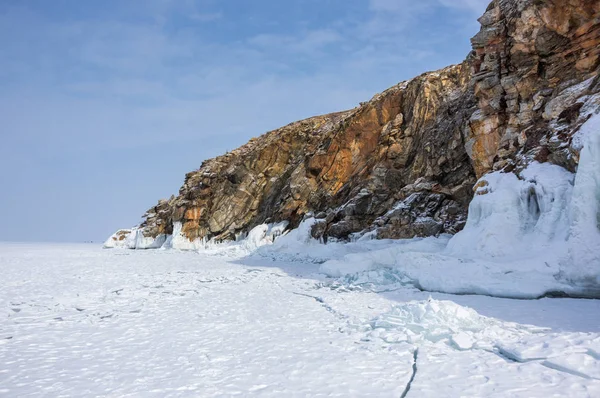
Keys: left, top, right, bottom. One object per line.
{"left": 103, "top": 113, "right": 599, "bottom": 298}
{"left": 103, "top": 228, "right": 167, "bottom": 250}
{"left": 566, "top": 112, "right": 600, "bottom": 287}
{"left": 315, "top": 113, "right": 600, "bottom": 298}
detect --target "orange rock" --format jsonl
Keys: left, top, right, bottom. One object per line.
{"left": 129, "top": 0, "right": 599, "bottom": 244}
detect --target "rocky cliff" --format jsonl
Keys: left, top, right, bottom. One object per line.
{"left": 106, "top": 0, "right": 600, "bottom": 249}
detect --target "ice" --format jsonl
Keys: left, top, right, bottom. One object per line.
{"left": 543, "top": 353, "right": 600, "bottom": 380}
{"left": 447, "top": 162, "right": 574, "bottom": 259}
{"left": 451, "top": 331, "right": 475, "bottom": 350}
{"left": 366, "top": 298, "right": 499, "bottom": 345}
{"left": 104, "top": 228, "right": 168, "bottom": 250}
{"left": 134, "top": 232, "right": 168, "bottom": 249}
{"left": 170, "top": 221, "right": 206, "bottom": 250}
{"left": 496, "top": 333, "right": 600, "bottom": 363}
{"left": 2, "top": 243, "right": 600, "bottom": 396}
{"left": 240, "top": 221, "right": 289, "bottom": 252}
{"left": 361, "top": 298, "right": 600, "bottom": 395}
{"left": 572, "top": 97, "right": 600, "bottom": 151}
{"left": 0, "top": 243, "right": 419, "bottom": 396}
{"left": 566, "top": 112, "right": 600, "bottom": 286}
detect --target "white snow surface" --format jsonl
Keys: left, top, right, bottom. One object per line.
{"left": 1, "top": 243, "right": 600, "bottom": 396}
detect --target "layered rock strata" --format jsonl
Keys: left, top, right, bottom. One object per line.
{"left": 110, "top": 0, "right": 600, "bottom": 248}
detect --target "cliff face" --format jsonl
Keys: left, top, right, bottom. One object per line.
{"left": 467, "top": 0, "right": 600, "bottom": 177}
{"left": 139, "top": 63, "right": 477, "bottom": 244}
{"left": 112, "top": 0, "right": 600, "bottom": 249}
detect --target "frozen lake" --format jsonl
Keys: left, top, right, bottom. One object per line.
{"left": 1, "top": 243, "right": 599, "bottom": 397}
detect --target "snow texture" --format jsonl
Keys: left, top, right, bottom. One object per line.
{"left": 1, "top": 243, "right": 599, "bottom": 396}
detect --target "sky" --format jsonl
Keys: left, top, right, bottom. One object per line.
{"left": 0, "top": 0, "right": 490, "bottom": 243}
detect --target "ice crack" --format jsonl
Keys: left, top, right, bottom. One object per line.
{"left": 540, "top": 360, "right": 599, "bottom": 380}
{"left": 290, "top": 291, "right": 347, "bottom": 319}
{"left": 400, "top": 347, "right": 418, "bottom": 398}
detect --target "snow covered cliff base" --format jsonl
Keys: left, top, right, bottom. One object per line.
{"left": 106, "top": 112, "right": 600, "bottom": 299}
{"left": 313, "top": 114, "right": 599, "bottom": 298}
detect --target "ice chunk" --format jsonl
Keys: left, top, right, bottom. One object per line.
{"left": 368, "top": 299, "right": 494, "bottom": 345}
{"left": 451, "top": 332, "right": 475, "bottom": 350}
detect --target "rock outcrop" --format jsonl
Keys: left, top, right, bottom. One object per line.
{"left": 467, "top": 0, "right": 600, "bottom": 177}
{"left": 109, "top": 0, "right": 600, "bottom": 249}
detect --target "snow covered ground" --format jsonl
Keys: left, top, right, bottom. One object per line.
{"left": 2, "top": 243, "right": 600, "bottom": 396}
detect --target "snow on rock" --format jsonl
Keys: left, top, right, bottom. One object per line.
{"left": 240, "top": 221, "right": 289, "bottom": 252}
{"left": 257, "top": 218, "right": 347, "bottom": 263}
{"left": 104, "top": 228, "right": 167, "bottom": 250}
{"left": 571, "top": 95, "right": 600, "bottom": 152}
{"left": 164, "top": 220, "right": 292, "bottom": 257}
{"left": 103, "top": 228, "right": 137, "bottom": 249}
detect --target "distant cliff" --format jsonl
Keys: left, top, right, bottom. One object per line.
{"left": 106, "top": 0, "right": 600, "bottom": 249}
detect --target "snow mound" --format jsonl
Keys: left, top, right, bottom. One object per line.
{"left": 368, "top": 299, "right": 493, "bottom": 345}
{"left": 361, "top": 299, "right": 547, "bottom": 351}
{"left": 103, "top": 229, "right": 137, "bottom": 249}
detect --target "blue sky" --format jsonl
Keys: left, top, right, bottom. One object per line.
{"left": 0, "top": 0, "right": 489, "bottom": 242}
